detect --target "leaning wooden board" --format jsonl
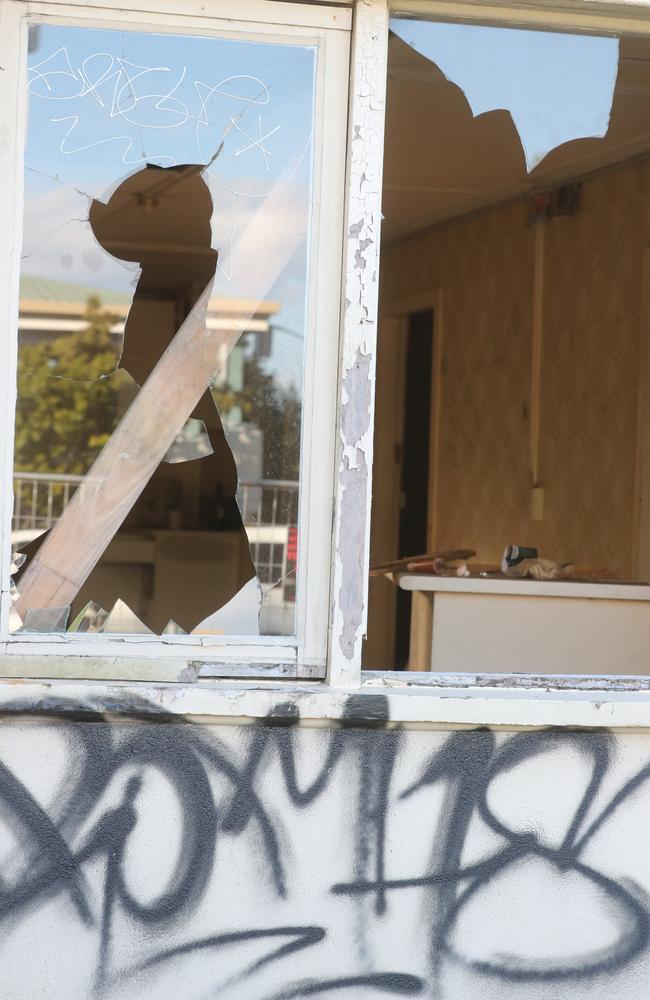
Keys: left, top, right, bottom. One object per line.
{"left": 14, "top": 284, "right": 225, "bottom": 616}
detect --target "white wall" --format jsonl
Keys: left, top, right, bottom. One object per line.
{"left": 2, "top": 699, "right": 650, "bottom": 998}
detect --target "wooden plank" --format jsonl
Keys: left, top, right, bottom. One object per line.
{"left": 407, "top": 589, "right": 433, "bottom": 670}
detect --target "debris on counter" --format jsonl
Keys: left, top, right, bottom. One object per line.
{"left": 501, "top": 544, "right": 539, "bottom": 573}
{"left": 370, "top": 549, "right": 476, "bottom": 577}
{"left": 505, "top": 557, "right": 573, "bottom": 581}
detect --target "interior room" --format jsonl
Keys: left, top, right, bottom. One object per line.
{"left": 365, "top": 18, "right": 650, "bottom": 673}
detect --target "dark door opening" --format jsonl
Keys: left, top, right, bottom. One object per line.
{"left": 394, "top": 307, "right": 433, "bottom": 669}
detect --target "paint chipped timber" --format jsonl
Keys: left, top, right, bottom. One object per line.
{"left": 332, "top": 0, "right": 389, "bottom": 682}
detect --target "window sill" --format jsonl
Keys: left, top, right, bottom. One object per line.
{"left": 2, "top": 670, "right": 650, "bottom": 730}
{"left": 0, "top": 652, "right": 322, "bottom": 683}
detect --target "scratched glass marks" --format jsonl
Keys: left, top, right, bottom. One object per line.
{"left": 12, "top": 24, "right": 316, "bottom": 636}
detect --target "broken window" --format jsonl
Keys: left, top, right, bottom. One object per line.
{"left": 13, "top": 22, "right": 316, "bottom": 638}
{"left": 367, "top": 13, "right": 650, "bottom": 675}
{"left": 389, "top": 19, "right": 619, "bottom": 173}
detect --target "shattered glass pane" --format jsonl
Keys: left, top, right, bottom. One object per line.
{"left": 68, "top": 601, "right": 109, "bottom": 633}
{"left": 13, "top": 24, "right": 312, "bottom": 636}
{"left": 390, "top": 19, "right": 619, "bottom": 172}
{"left": 22, "top": 606, "right": 70, "bottom": 633}
{"left": 162, "top": 619, "right": 186, "bottom": 635}
{"left": 99, "top": 599, "right": 154, "bottom": 635}
{"left": 193, "top": 576, "right": 263, "bottom": 635}
{"left": 164, "top": 418, "right": 213, "bottom": 464}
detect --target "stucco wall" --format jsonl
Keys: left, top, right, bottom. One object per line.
{"left": 4, "top": 695, "right": 650, "bottom": 999}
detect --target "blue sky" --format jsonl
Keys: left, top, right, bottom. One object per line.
{"left": 22, "top": 23, "right": 317, "bottom": 388}
{"left": 390, "top": 18, "right": 619, "bottom": 172}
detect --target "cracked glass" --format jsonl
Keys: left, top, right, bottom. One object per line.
{"left": 13, "top": 23, "right": 313, "bottom": 636}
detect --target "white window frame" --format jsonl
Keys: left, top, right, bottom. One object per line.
{"left": 0, "top": 0, "right": 351, "bottom": 681}
{"left": 4, "top": 0, "right": 650, "bottom": 699}
{"left": 351, "top": 0, "right": 650, "bottom": 696}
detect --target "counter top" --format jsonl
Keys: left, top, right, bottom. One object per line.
{"left": 398, "top": 573, "right": 650, "bottom": 602}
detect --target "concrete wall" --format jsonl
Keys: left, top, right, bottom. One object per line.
{"left": 4, "top": 695, "right": 650, "bottom": 999}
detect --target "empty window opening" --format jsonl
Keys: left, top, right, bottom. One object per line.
{"left": 366, "top": 17, "right": 650, "bottom": 675}
{"left": 394, "top": 308, "right": 434, "bottom": 669}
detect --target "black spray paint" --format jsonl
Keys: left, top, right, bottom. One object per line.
{"left": 0, "top": 696, "right": 649, "bottom": 997}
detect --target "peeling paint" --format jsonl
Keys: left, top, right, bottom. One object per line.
{"left": 177, "top": 663, "right": 201, "bottom": 683}
{"left": 338, "top": 448, "right": 368, "bottom": 659}
{"left": 341, "top": 350, "right": 372, "bottom": 451}
{"left": 361, "top": 670, "right": 650, "bottom": 693}
{"left": 331, "top": 0, "right": 389, "bottom": 684}
{"left": 0, "top": 677, "right": 649, "bottom": 731}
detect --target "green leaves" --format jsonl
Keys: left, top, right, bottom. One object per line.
{"left": 14, "top": 296, "right": 128, "bottom": 475}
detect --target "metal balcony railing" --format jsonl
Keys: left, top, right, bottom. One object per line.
{"left": 12, "top": 471, "right": 299, "bottom": 630}
{"left": 12, "top": 472, "right": 299, "bottom": 588}
{"left": 13, "top": 471, "right": 85, "bottom": 535}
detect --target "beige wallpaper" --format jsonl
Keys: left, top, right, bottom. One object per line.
{"left": 536, "top": 166, "right": 644, "bottom": 574}
{"left": 380, "top": 160, "right": 649, "bottom": 577}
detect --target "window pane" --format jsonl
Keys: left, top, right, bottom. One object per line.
{"left": 366, "top": 16, "right": 650, "bottom": 674}
{"left": 13, "top": 23, "right": 314, "bottom": 637}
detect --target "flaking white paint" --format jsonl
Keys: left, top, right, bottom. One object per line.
{"left": 330, "top": 0, "right": 389, "bottom": 686}
{"left": 4, "top": 676, "right": 650, "bottom": 729}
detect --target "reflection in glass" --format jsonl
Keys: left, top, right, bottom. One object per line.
{"left": 13, "top": 24, "right": 315, "bottom": 636}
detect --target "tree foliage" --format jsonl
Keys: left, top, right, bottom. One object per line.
{"left": 211, "top": 338, "right": 301, "bottom": 483}
{"left": 14, "top": 296, "right": 127, "bottom": 475}
{"left": 15, "top": 298, "right": 301, "bottom": 483}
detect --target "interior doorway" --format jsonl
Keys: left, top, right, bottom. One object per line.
{"left": 394, "top": 308, "right": 434, "bottom": 668}
{"left": 364, "top": 296, "right": 437, "bottom": 670}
